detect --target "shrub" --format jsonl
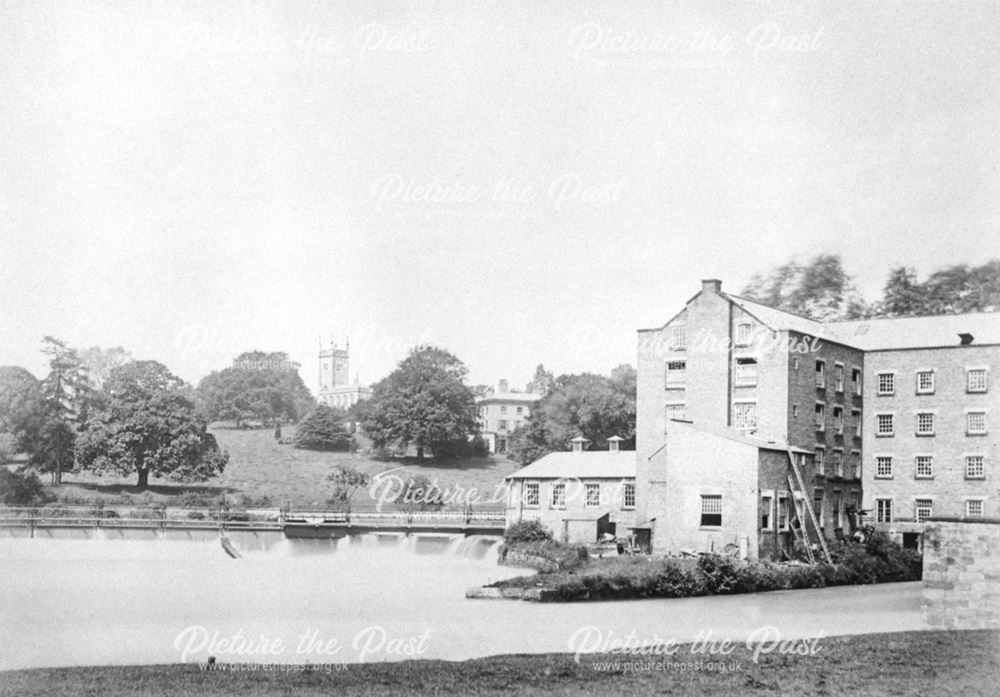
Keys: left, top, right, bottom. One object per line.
{"left": 653, "top": 561, "right": 708, "bottom": 597}
{"left": 293, "top": 405, "right": 353, "bottom": 451}
{"left": 504, "top": 519, "right": 553, "bottom": 544}
{"left": 698, "top": 554, "right": 741, "bottom": 594}
{"left": 0, "top": 468, "right": 54, "bottom": 505}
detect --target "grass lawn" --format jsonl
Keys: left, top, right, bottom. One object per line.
{"left": 0, "top": 631, "right": 996, "bottom": 696}
{"left": 50, "top": 427, "right": 521, "bottom": 510}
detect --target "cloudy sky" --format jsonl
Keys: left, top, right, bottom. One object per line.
{"left": 2, "top": 0, "right": 999, "bottom": 390}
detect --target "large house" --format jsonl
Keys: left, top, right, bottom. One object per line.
{"left": 477, "top": 380, "right": 541, "bottom": 453}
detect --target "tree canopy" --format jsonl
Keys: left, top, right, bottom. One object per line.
{"left": 294, "top": 404, "right": 353, "bottom": 451}
{"left": 741, "top": 254, "right": 869, "bottom": 321}
{"left": 361, "top": 345, "right": 479, "bottom": 459}
{"left": 878, "top": 261, "right": 1000, "bottom": 316}
{"left": 197, "top": 351, "right": 316, "bottom": 427}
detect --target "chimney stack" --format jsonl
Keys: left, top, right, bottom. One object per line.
{"left": 498, "top": 379, "right": 509, "bottom": 393}
{"left": 701, "top": 279, "right": 722, "bottom": 294}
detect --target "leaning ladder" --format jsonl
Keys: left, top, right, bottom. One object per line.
{"left": 786, "top": 448, "right": 833, "bottom": 565}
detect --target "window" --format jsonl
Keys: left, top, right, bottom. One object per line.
{"left": 792, "top": 404, "right": 799, "bottom": 418}
{"left": 814, "top": 489, "right": 825, "bottom": 527}
{"left": 524, "top": 483, "right": 539, "bottom": 507}
{"left": 852, "top": 368, "right": 862, "bottom": 395}
{"left": 793, "top": 357, "right": 800, "bottom": 371}
{"left": 967, "top": 368, "right": 988, "bottom": 393}
{"left": 664, "top": 403, "right": 686, "bottom": 424}
{"left": 916, "top": 413, "right": 935, "bottom": 436}
{"left": 622, "top": 482, "right": 636, "bottom": 509}
{"left": 665, "top": 360, "right": 686, "bottom": 387}
{"left": 852, "top": 409, "right": 862, "bottom": 437}
{"left": 876, "top": 413, "right": 895, "bottom": 436}
{"left": 735, "top": 358, "right": 758, "bottom": 386}
{"left": 551, "top": 482, "right": 566, "bottom": 508}
{"left": 733, "top": 401, "right": 757, "bottom": 430}
{"left": 876, "top": 456, "right": 893, "bottom": 479}
{"left": 915, "top": 499, "right": 933, "bottom": 523}
{"left": 833, "top": 407, "right": 844, "bottom": 434}
{"left": 876, "top": 498, "right": 892, "bottom": 523}
{"left": 877, "top": 372, "right": 895, "bottom": 395}
{"left": 916, "top": 371, "right": 935, "bottom": 394}
{"left": 832, "top": 449, "right": 843, "bottom": 477}
{"left": 967, "top": 411, "right": 987, "bottom": 435}
{"left": 670, "top": 325, "right": 687, "bottom": 351}
{"left": 966, "top": 500, "right": 984, "bottom": 517}
{"left": 736, "top": 322, "right": 753, "bottom": 347}
{"left": 500, "top": 405, "right": 507, "bottom": 414}
{"left": 915, "top": 456, "right": 933, "bottom": 479}
{"left": 815, "top": 447, "right": 826, "bottom": 475}
{"left": 834, "top": 493, "right": 844, "bottom": 529}
{"left": 777, "top": 495, "right": 789, "bottom": 530}
{"left": 761, "top": 495, "right": 773, "bottom": 530}
{"left": 966, "top": 456, "right": 985, "bottom": 479}
{"left": 815, "top": 360, "right": 826, "bottom": 388}
{"left": 516, "top": 406, "right": 523, "bottom": 415}
{"left": 498, "top": 419, "right": 508, "bottom": 431}
{"left": 700, "top": 495, "right": 722, "bottom": 527}
{"left": 834, "top": 364, "right": 844, "bottom": 392}
{"left": 851, "top": 451, "right": 861, "bottom": 479}
{"left": 585, "top": 483, "right": 600, "bottom": 508}
{"left": 814, "top": 403, "right": 826, "bottom": 431}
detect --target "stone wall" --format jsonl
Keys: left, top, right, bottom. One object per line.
{"left": 922, "top": 518, "right": 1000, "bottom": 630}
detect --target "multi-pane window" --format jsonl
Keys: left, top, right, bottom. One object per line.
{"left": 665, "top": 360, "right": 686, "bottom": 386}
{"left": 876, "top": 498, "right": 892, "bottom": 523}
{"left": 916, "top": 371, "right": 935, "bottom": 394}
{"left": 966, "top": 500, "right": 984, "bottom": 517}
{"left": 966, "top": 456, "right": 985, "bottom": 479}
{"left": 670, "top": 325, "right": 687, "bottom": 351}
{"left": 525, "top": 483, "right": 539, "bottom": 507}
{"left": 832, "top": 449, "right": 843, "bottom": 477}
{"left": 916, "top": 413, "right": 935, "bottom": 436}
{"left": 815, "top": 447, "right": 825, "bottom": 475}
{"left": 876, "top": 413, "right": 895, "bottom": 436}
{"left": 815, "top": 360, "right": 826, "bottom": 388}
{"left": 664, "top": 403, "right": 686, "bottom": 424}
{"left": 915, "top": 456, "right": 933, "bottom": 479}
{"left": 852, "top": 368, "right": 862, "bottom": 395}
{"left": 915, "top": 499, "right": 933, "bottom": 523}
{"left": 852, "top": 409, "right": 862, "bottom": 437}
{"left": 876, "top": 456, "right": 893, "bottom": 478}
{"left": 551, "top": 482, "right": 566, "bottom": 508}
{"left": 700, "top": 495, "right": 722, "bottom": 527}
{"left": 815, "top": 403, "right": 826, "bottom": 431}
{"left": 877, "top": 372, "right": 895, "bottom": 395}
{"left": 968, "top": 368, "right": 988, "bottom": 393}
{"left": 834, "top": 364, "right": 844, "bottom": 392}
{"left": 735, "top": 358, "right": 758, "bottom": 386}
{"left": 761, "top": 495, "right": 773, "bottom": 530}
{"left": 585, "top": 483, "right": 600, "bottom": 508}
{"left": 736, "top": 322, "right": 753, "bottom": 346}
{"left": 967, "top": 412, "right": 987, "bottom": 435}
{"left": 851, "top": 451, "right": 861, "bottom": 479}
{"left": 833, "top": 407, "right": 844, "bottom": 433}
{"left": 733, "top": 401, "right": 758, "bottom": 430}
{"left": 499, "top": 420, "right": 508, "bottom": 431}
{"left": 622, "top": 482, "right": 636, "bottom": 509}
{"left": 777, "top": 495, "right": 789, "bottom": 530}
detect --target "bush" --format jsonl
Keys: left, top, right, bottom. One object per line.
{"left": 0, "top": 468, "right": 54, "bottom": 505}
{"left": 698, "top": 554, "right": 741, "bottom": 594}
{"left": 504, "top": 519, "right": 553, "bottom": 544}
{"left": 653, "top": 561, "right": 708, "bottom": 597}
{"left": 293, "top": 405, "right": 353, "bottom": 451}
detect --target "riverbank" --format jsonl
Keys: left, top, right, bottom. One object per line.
{"left": 1, "top": 630, "right": 996, "bottom": 696}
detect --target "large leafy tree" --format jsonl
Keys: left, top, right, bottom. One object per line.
{"left": 742, "top": 254, "right": 869, "bottom": 320}
{"left": 509, "top": 368, "right": 636, "bottom": 466}
{"left": 294, "top": 405, "right": 353, "bottom": 451}
{"left": 76, "top": 361, "right": 227, "bottom": 490}
{"left": 877, "top": 261, "right": 1000, "bottom": 317}
{"left": 0, "top": 366, "right": 42, "bottom": 442}
{"left": 362, "top": 345, "right": 479, "bottom": 459}
{"left": 525, "top": 364, "right": 555, "bottom": 395}
{"left": 197, "top": 351, "right": 315, "bottom": 427}
{"left": 78, "top": 346, "right": 133, "bottom": 391}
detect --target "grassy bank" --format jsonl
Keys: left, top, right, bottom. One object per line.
{"left": 0, "top": 631, "right": 997, "bottom": 696}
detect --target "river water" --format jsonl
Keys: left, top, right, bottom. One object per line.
{"left": 0, "top": 529, "right": 927, "bottom": 671}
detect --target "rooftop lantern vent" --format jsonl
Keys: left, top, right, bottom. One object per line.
{"left": 570, "top": 436, "right": 590, "bottom": 453}
{"left": 606, "top": 435, "right": 624, "bottom": 452}
{"left": 959, "top": 333, "right": 974, "bottom": 346}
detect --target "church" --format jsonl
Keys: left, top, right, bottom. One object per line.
{"left": 317, "top": 337, "right": 372, "bottom": 410}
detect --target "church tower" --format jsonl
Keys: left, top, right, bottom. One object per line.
{"left": 317, "top": 336, "right": 372, "bottom": 409}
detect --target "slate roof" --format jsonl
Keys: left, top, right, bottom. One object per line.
{"left": 504, "top": 450, "right": 636, "bottom": 480}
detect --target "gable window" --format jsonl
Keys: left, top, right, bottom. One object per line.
{"left": 761, "top": 494, "right": 773, "bottom": 530}
{"left": 876, "top": 413, "right": 895, "bottom": 437}
{"left": 967, "top": 368, "right": 988, "bottom": 393}
{"left": 876, "top": 456, "right": 893, "bottom": 479}
{"left": 665, "top": 360, "right": 686, "bottom": 387}
{"left": 815, "top": 447, "right": 826, "bottom": 475}
{"left": 966, "top": 500, "right": 984, "bottom": 517}
{"left": 670, "top": 325, "right": 687, "bottom": 351}
{"left": 877, "top": 372, "right": 895, "bottom": 395}
{"left": 622, "top": 482, "right": 636, "bottom": 509}
{"left": 916, "top": 413, "right": 935, "bottom": 436}
{"left": 915, "top": 456, "right": 933, "bottom": 479}
{"left": 700, "top": 495, "right": 722, "bottom": 527}
{"left": 815, "top": 360, "right": 826, "bottom": 388}
{"left": 876, "top": 498, "right": 892, "bottom": 523}
{"left": 524, "top": 483, "right": 540, "bottom": 507}
{"left": 852, "top": 368, "right": 862, "bottom": 395}
{"left": 967, "top": 411, "right": 987, "bottom": 435}
{"left": 852, "top": 409, "right": 862, "bottom": 437}
{"left": 916, "top": 371, "right": 935, "bottom": 394}
{"left": 814, "top": 402, "right": 826, "bottom": 431}
{"left": 733, "top": 401, "right": 758, "bottom": 431}
{"left": 735, "top": 358, "right": 758, "bottom": 386}
{"left": 551, "top": 482, "right": 566, "bottom": 508}
{"left": 585, "top": 483, "right": 600, "bottom": 508}
{"left": 834, "top": 364, "right": 844, "bottom": 392}
{"left": 966, "top": 456, "right": 985, "bottom": 480}
{"left": 915, "top": 499, "right": 933, "bottom": 524}
{"left": 833, "top": 406, "right": 844, "bottom": 434}
{"left": 736, "top": 322, "right": 753, "bottom": 347}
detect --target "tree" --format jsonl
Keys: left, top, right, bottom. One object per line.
{"left": 879, "top": 266, "right": 927, "bottom": 317}
{"left": 78, "top": 346, "right": 133, "bottom": 391}
{"left": 362, "top": 346, "right": 479, "bottom": 459}
{"left": 197, "top": 351, "right": 315, "bottom": 427}
{"left": 875, "top": 261, "right": 1000, "bottom": 317}
{"left": 75, "top": 361, "right": 227, "bottom": 490}
{"left": 526, "top": 364, "right": 555, "bottom": 395}
{"left": 0, "top": 468, "right": 54, "bottom": 505}
{"left": 326, "top": 465, "right": 371, "bottom": 507}
{"left": 0, "top": 366, "right": 42, "bottom": 443}
{"left": 293, "top": 405, "right": 353, "bottom": 451}
{"left": 741, "top": 254, "right": 869, "bottom": 320}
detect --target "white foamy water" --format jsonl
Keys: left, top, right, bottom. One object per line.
{"left": 0, "top": 530, "right": 927, "bottom": 671}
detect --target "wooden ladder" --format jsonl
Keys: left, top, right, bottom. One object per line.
{"left": 786, "top": 448, "right": 833, "bottom": 565}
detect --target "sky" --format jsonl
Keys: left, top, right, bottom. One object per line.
{"left": 2, "top": 0, "right": 999, "bottom": 391}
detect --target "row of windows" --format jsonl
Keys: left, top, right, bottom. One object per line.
{"left": 812, "top": 403, "right": 862, "bottom": 435}
{"left": 814, "top": 447, "right": 861, "bottom": 478}
{"left": 494, "top": 420, "right": 524, "bottom": 432}
{"left": 521, "top": 481, "right": 635, "bottom": 509}
{"left": 876, "top": 368, "right": 989, "bottom": 396}
{"left": 481, "top": 406, "right": 527, "bottom": 416}
{"left": 667, "top": 322, "right": 757, "bottom": 352}
{"left": 874, "top": 411, "right": 989, "bottom": 437}
{"left": 874, "top": 498, "right": 986, "bottom": 523}
{"left": 814, "top": 361, "right": 862, "bottom": 394}
{"left": 874, "top": 455, "right": 986, "bottom": 480}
